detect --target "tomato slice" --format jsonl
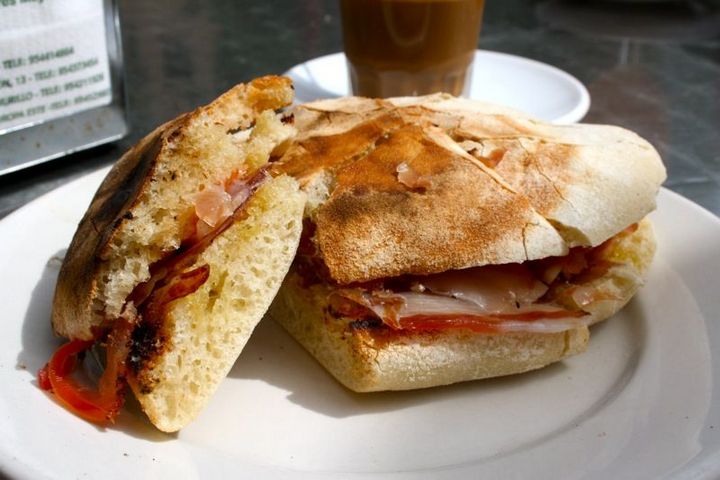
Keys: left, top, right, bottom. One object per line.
{"left": 38, "top": 340, "right": 125, "bottom": 424}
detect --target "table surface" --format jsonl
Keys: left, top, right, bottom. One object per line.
{"left": 0, "top": 0, "right": 718, "bottom": 219}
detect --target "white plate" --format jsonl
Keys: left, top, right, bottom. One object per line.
{"left": 285, "top": 51, "right": 591, "bottom": 124}
{"left": 1, "top": 169, "right": 720, "bottom": 480}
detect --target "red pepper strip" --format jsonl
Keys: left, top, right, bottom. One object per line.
{"left": 98, "top": 318, "right": 133, "bottom": 406}
{"left": 128, "top": 168, "right": 268, "bottom": 308}
{"left": 38, "top": 340, "right": 124, "bottom": 424}
{"left": 141, "top": 265, "right": 210, "bottom": 325}
{"left": 394, "top": 309, "right": 587, "bottom": 333}
{"left": 37, "top": 267, "right": 209, "bottom": 425}
{"left": 40, "top": 169, "right": 267, "bottom": 425}
{"left": 394, "top": 315, "right": 503, "bottom": 334}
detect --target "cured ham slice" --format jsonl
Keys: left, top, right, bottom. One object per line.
{"left": 332, "top": 263, "right": 588, "bottom": 334}
{"left": 419, "top": 264, "right": 548, "bottom": 313}
{"left": 396, "top": 162, "right": 432, "bottom": 190}
{"left": 321, "top": 224, "right": 645, "bottom": 335}
{"left": 195, "top": 184, "right": 233, "bottom": 228}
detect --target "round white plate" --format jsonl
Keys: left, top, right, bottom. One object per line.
{"left": 1, "top": 170, "right": 720, "bottom": 479}
{"left": 284, "top": 51, "right": 591, "bottom": 124}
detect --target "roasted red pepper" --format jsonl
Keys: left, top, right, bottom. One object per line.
{"left": 38, "top": 339, "right": 125, "bottom": 424}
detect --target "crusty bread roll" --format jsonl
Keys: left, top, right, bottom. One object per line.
{"left": 268, "top": 93, "right": 665, "bottom": 392}
{"left": 51, "top": 76, "right": 305, "bottom": 431}
{"left": 270, "top": 219, "right": 654, "bottom": 392}
{"left": 46, "top": 82, "right": 665, "bottom": 424}
{"left": 272, "top": 276, "right": 590, "bottom": 393}
{"left": 273, "top": 95, "right": 664, "bottom": 285}
{"left": 53, "top": 76, "right": 297, "bottom": 340}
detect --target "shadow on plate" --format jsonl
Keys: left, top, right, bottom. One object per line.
{"left": 227, "top": 316, "right": 574, "bottom": 419}
{"left": 16, "top": 250, "right": 171, "bottom": 442}
{"left": 17, "top": 249, "right": 66, "bottom": 376}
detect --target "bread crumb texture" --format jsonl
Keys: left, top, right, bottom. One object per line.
{"left": 133, "top": 176, "right": 304, "bottom": 432}
{"left": 98, "top": 84, "right": 294, "bottom": 321}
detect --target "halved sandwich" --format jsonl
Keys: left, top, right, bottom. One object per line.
{"left": 43, "top": 76, "right": 306, "bottom": 432}
{"left": 269, "top": 94, "right": 665, "bottom": 392}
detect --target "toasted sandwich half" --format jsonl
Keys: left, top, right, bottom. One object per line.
{"left": 44, "top": 76, "right": 306, "bottom": 432}
{"left": 269, "top": 94, "right": 665, "bottom": 392}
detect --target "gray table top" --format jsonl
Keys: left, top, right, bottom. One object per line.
{"left": 0, "top": 0, "right": 718, "bottom": 219}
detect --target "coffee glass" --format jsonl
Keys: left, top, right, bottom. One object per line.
{"left": 339, "top": 0, "right": 485, "bottom": 98}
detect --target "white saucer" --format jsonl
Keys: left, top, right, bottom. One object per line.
{"left": 285, "top": 50, "right": 591, "bottom": 124}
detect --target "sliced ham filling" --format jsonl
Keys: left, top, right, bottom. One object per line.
{"left": 318, "top": 225, "right": 639, "bottom": 335}
{"left": 396, "top": 162, "right": 432, "bottom": 190}
{"left": 330, "top": 264, "right": 589, "bottom": 334}
{"left": 128, "top": 168, "right": 269, "bottom": 309}
{"left": 39, "top": 168, "right": 269, "bottom": 424}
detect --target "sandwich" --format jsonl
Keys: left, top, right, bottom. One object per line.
{"left": 40, "top": 76, "right": 306, "bottom": 432}
{"left": 268, "top": 94, "right": 666, "bottom": 392}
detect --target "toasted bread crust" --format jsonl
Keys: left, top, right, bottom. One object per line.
{"left": 53, "top": 76, "right": 294, "bottom": 340}
{"left": 313, "top": 122, "right": 567, "bottom": 283}
{"left": 52, "top": 124, "right": 167, "bottom": 340}
{"left": 273, "top": 94, "right": 666, "bottom": 285}
{"left": 275, "top": 112, "right": 568, "bottom": 284}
